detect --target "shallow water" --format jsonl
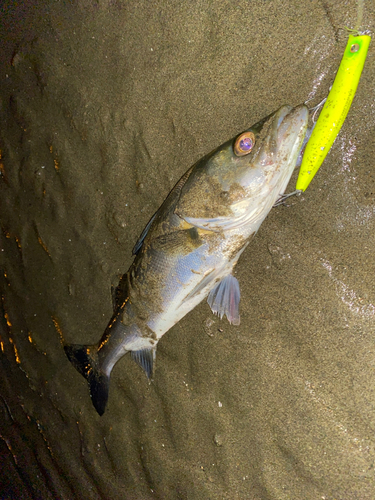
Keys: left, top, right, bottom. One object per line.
{"left": 1, "top": 1, "right": 375, "bottom": 498}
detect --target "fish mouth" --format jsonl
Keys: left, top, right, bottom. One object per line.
{"left": 272, "top": 104, "right": 309, "bottom": 153}
{"left": 253, "top": 104, "right": 309, "bottom": 177}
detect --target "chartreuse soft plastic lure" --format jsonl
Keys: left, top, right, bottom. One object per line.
{"left": 296, "top": 34, "right": 371, "bottom": 192}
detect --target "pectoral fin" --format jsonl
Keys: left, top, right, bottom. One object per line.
{"left": 207, "top": 274, "right": 241, "bottom": 325}
{"left": 131, "top": 347, "right": 156, "bottom": 379}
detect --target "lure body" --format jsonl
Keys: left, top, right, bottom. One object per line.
{"left": 297, "top": 34, "right": 371, "bottom": 191}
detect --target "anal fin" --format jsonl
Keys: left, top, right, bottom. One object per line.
{"left": 131, "top": 347, "right": 156, "bottom": 379}
{"left": 207, "top": 273, "right": 241, "bottom": 325}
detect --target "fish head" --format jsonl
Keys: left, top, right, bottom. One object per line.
{"left": 177, "top": 104, "right": 309, "bottom": 232}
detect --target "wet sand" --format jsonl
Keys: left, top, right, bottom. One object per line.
{"left": 1, "top": 1, "right": 375, "bottom": 498}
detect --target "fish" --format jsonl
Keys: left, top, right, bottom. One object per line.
{"left": 64, "top": 104, "right": 308, "bottom": 415}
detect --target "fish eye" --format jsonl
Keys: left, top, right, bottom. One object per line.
{"left": 234, "top": 132, "right": 255, "bottom": 156}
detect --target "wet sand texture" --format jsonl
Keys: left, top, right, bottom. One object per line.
{"left": 1, "top": 1, "right": 375, "bottom": 498}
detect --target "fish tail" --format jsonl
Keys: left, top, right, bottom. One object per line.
{"left": 64, "top": 344, "right": 109, "bottom": 416}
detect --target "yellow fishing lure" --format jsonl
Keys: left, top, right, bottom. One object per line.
{"left": 296, "top": 34, "right": 371, "bottom": 192}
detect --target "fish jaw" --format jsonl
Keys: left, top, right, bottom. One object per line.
{"left": 267, "top": 104, "right": 310, "bottom": 194}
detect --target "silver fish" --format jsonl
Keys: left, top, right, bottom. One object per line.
{"left": 64, "top": 104, "right": 308, "bottom": 415}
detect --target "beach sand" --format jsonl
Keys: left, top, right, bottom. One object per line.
{"left": 1, "top": 1, "right": 375, "bottom": 498}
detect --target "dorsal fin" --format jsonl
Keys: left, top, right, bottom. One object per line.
{"left": 132, "top": 166, "right": 195, "bottom": 255}
{"left": 132, "top": 212, "right": 157, "bottom": 255}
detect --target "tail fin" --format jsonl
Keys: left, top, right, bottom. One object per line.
{"left": 64, "top": 344, "right": 110, "bottom": 416}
